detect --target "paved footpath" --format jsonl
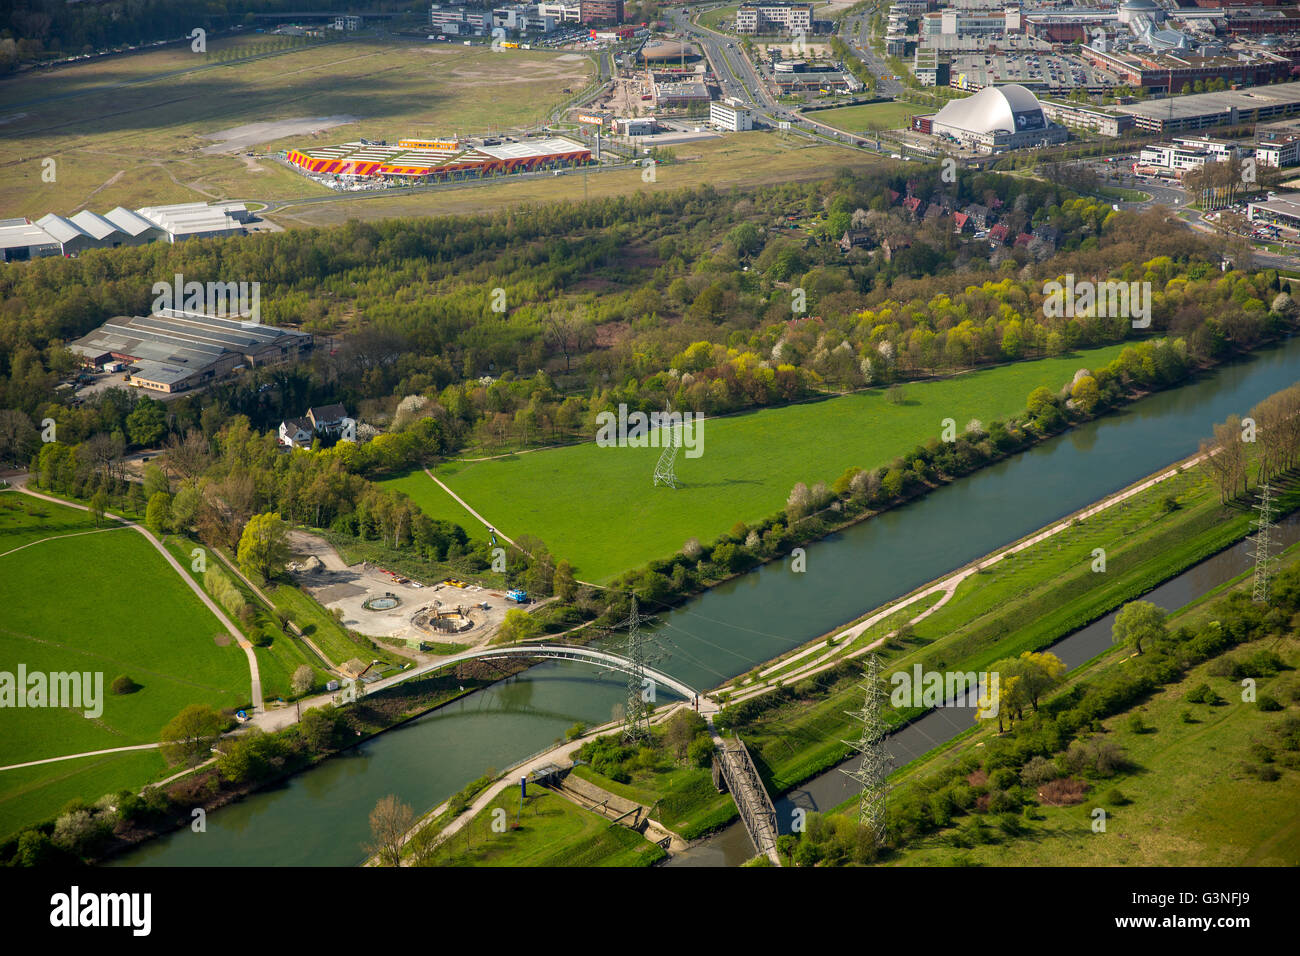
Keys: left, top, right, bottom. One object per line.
{"left": 11, "top": 477, "right": 263, "bottom": 713}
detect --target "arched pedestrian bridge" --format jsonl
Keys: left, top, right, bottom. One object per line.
{"left": 362, "top": 642, "right": 702, "bottom": 703}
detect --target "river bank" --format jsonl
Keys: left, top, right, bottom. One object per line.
{"left": 111, "top": 332, "right": 1300, "bottom": 867}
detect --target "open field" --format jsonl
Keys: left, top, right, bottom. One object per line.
{"left": 0, "top": 497, "right": 251, "bottom": 838}
{"left": 271, "top": 133, "right": 883, "bottom": 227}
{"left": 424, "top": 786, "right": 666, "bottom": 866}
{"left": 382, "top": 345, "right": 1128, "bottom": 581}
{"left": 808, "top": 101, "right": 920, "bottom": 134}
{"left": 156, "top": 535, "right": 335, "bottom": 701}
{"left": 879, "top": 593, "right": 1300, "bottom": 866}
{"left": 0, "top": 750, "right": 171, "bottom": 846}
{"left": 0, "top": 35, "right": 593, "bottom": 216}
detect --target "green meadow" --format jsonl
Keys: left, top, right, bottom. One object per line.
{"left": 382, "top": 345, "right": 1129, "bottom": 582}
{"left": 0, "top": 495, "right": 251, "bottom": 838}
{"left": 809, "top": 100, "right": 920, "bottom": 133}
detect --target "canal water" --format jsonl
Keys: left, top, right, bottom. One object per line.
{"left": 669, "top": 512, "right": 1300, "bottom": 866}
{"left": 118, "top": 337, "right": 1300, "bottom": 866}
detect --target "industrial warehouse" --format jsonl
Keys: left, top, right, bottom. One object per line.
{"left": 0, "top": 202, "right": 253, "bottom": 262}
{"left": 284, "top": 135, "right": 592, "bottom": 186}
{"left": 68, "top": 312, "right": 313, "bottom": 395}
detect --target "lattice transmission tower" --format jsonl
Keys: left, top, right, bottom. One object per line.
{"left": 604, "top": 595, "right": 661, "bottom": 743}
{"left": 841, "top": 653, "right": 892, "bottom": 845}
{"left": 653, "top": 402, "right": 680, "bottom": 489}
{"left": 1251, "top": 482, "right": 1277, "bottom": 604}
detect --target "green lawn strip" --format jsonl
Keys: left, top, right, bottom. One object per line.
{"left": 809, "top": 101, "right": 919, "bottom": 133}
{"left": 0, "top": 493, "right": 105, "bottom": 552}
{"left": 0, "top": 750, "right": 172, "bottom": 844}
{"left": 423, "top": 787, "right": 665, "bottom": 867}
{"left": 877, "top": 625, "right": 1300, "bottom": 865}
{"left": 157, "top": 535, "right": 331, "bottom": 701}
{"left": 389, "top": 345, "right": 1129, "bottom": 582}
{"left": 265, "top": 580, "right": 406, "bottom": 670}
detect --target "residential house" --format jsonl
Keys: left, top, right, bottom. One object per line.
{"left": 307, "top": 403, "right": 352, "bottom": 437}
{"left": 963, "top": 203, "right": 992, "bottom": 230}
{"left": 988, "top": 223, "right": 1011, "bottom": 245}
{"left": 1032, "top": 224, "right": 1062, "bottom": 247}
{"left": 278, "top": 417, "right": 315, "bottom": 449}
{"left": 839, "top": 229, "right": 872, "bottom": 253}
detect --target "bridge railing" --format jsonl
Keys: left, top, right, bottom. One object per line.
{"left": 716, "top": 735, "right": 779, "bottom": 862}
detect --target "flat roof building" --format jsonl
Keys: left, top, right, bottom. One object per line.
{"left": 710, "top": 98, "right": 754, "bottom": 131}
{"left": 735, "top": 2, "right": 813, "bottom": 35}
{"left": 1248, "top": 192, "right": 1300, "bottom": 229}
{"left": 1117, "top": 81, "right": 1300, "bottom": 133}
{"left": 0, "top": 219, "right": 61, "bottom": 262}
{"left": 67, "top": 312, "right": 314, "bottom": 394}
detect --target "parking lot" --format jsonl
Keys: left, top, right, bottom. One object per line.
{"left": 948, "top": 51, "right": 1118, "bottom": 92}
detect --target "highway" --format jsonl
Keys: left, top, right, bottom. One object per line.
{"left": 667, "top": 5, "right": 876, "bottom": 153}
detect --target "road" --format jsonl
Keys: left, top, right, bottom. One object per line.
{"left": 668, "top": 6, "right": 866, "bottom": 152}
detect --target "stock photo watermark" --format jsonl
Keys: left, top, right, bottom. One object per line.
{"left": 595, "top": 403, "right": 704, "bottom": 458}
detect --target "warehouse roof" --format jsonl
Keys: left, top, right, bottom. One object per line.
{"left": 36, "top": 214, "right": 90, "bottom": 245}
{"left": 0, "top": 220, "right": 59, "bottom": 251}
{"left": 1118, "top": 81, "right": 1300, "bottom": 122}
{"left": 70, "top": 210, "right": 124, "bottom": 241}
{"left": 104, "top": 207, "right": 159, "bottom": 237}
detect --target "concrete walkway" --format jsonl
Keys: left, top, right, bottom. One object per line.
{"left": 0, "top": 742, "right": 162, "bottom": 772}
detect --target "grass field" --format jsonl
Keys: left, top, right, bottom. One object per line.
{"left": 0, "top": 35, "right": 594, "bottom": 216}
{"left": 0, "top": 494, "right": 252, "bottom": 839}
{"left": 156, "top": 535, "right": 336, "bottom": 701}
{"left": 808, "top": 101, "right": 920, "bottom": 133}
{"left": 879, "top": 603, "right": 1300, "bottom": 866}
{"left": 381, "top": 345, "right": 1129, "bottom": 582}
{"left": 425, "top": 786, "right": 666, "bottom": 866}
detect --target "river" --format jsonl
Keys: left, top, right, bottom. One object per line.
{"left": 117, "top": 336, "right": 1300, "bottom": 867}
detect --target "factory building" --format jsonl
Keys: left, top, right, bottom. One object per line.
{"left": 68, "top": 312, "right": 313, "bottom": 395}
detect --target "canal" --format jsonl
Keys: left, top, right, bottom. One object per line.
{"left": 118, "top": 336, "right": 1300, "bottom": 866}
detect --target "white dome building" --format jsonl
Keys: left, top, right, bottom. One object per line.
{"left": 929, "top": 84, "right": 1069, "bottom": 154}
{"left": 1118, "top": 0, "right": 1165, "bottom": 26}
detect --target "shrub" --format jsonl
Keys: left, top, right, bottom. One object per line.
{"left": 1125, "top": 713, "right": 1148, "bottom": 734}
{"left": 110, "top": 674, "right": 140, "bottom": 695}
{"left": 1037, "top": 777, "right": 1087, "bottom": 806}
{"left": 1258, "top": 695, "right": 1282, "bottom": 712}
{"left": 1020, "top": 755, "right": 1059, "bottom": 786}
{"left": 687, "top": 734, "right": 715, "bottom": 768}
{"left": 1104, "top": 787, "right": 1130, "bottom": 806}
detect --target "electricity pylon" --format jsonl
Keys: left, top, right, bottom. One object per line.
{"left": 841, "top": 653, "right": 892, "bottom": 845}
{"left": 604, "top": 595, "right": 660, "bottom": 743}
{"left": 653, "top": 402, "right": 680, "bottom": 489}
{"left": 1251, "top": 482, "right": 1277, "bottom": 604}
